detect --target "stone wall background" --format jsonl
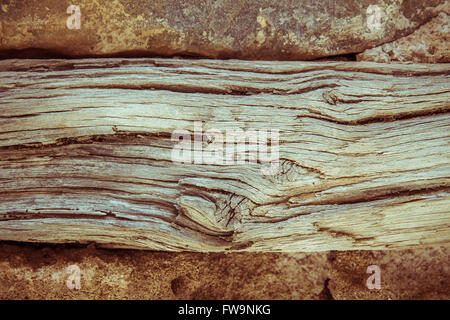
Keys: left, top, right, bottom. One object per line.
{"left": 0, "top": 0, "right": 448, "bottom": 61}
{"left": 0, "top": 0, "right": 449, "bottom": 299}
{"left": 1, "top": 243, "right": 449, "bottom": 299}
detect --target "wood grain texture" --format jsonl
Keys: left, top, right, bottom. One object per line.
{"left": 0, "top": 58, "right": 449, "bottom": 251}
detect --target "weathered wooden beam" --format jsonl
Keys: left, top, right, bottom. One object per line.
{"left": 0, "top": 58, "right": 449, "bottom": 251}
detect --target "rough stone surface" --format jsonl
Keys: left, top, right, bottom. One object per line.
{"left": 328, "top": 246, "right": 450, "bottom": 299}
{"left": 0, "top": 243, "right": 330, "bottom": 299}
{"left": 357, "top": 11, "right": 450, "bottom": 63}
{"left": 0, "top": 0, "right": 447, "bottom": 60}
{"left": 1, "top": 243, "right": 448, "bottom": 299}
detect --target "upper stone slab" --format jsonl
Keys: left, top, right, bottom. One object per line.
{"left": 0, "top": 0, "right": 447, "bottom": 60}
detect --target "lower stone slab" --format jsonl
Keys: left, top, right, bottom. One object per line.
{"left": 1, "top": 243, "right": 448, "bottom": 299}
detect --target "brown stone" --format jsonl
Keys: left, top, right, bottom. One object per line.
{"left": 357, "top": 11, "right": 450, "bottom": 63}
{"left": 0, "top": 243, "right": 330, "bottom": 299}
{"left": 1, "top": 243, "right": 448, "bottom": 299}
{"left": 0, "top": 0, "right": 447, "bottom": 60}
{"left": 328, "top": 246, "right": 450, "bottom": 299}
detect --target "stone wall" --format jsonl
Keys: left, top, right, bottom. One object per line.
{"left": 0, "top": 0, "right": 448, "bottom": 61}
{"left": 1, "top": 243, "right": 448, "bottom": 299}
{"left": 0, "top": 0, "right": 449, "bottom": 300}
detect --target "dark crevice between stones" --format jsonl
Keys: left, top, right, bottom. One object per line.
{"left": 0, "top": 239, "right": 97, "bottom": 250}
{"left": 0, "top": 48, "right": 211, "bottom": 60}
{"left": 319, "top": 278, "right": 334, "bottom": 300}
{"left": 0, "top": 48, "right": 72, "bottom": 60}
{"left": 0, "top": 48, "right": 360, "bottom": 61}
{"left": 313, "top": 53, "right": 357, "bottom": 62}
